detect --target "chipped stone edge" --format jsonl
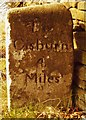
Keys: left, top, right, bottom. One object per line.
{"left": 5, "top": 10, "right": 11, "bottom": 112}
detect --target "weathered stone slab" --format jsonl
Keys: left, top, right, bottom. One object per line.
{"left": 6, "top": 4, "right": 73, "bottom": 109}
{"left": 73, "top": 32, "right": 86, "bottom": 51}
{"left": 74, "top": 50, "right": 86, "bottom": 65}
{"left": 77, "top": 1, "right": 86, "bottom": 10}
{"left": 70, "top": 8, "right": 86, "bottom": 22}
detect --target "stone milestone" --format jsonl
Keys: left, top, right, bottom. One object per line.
{"left": 6, "top": 4, "right": 73, "bottom": 108}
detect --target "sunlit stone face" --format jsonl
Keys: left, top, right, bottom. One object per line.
{"left": 6, "top": 4, "right": 73, "bottom": 108}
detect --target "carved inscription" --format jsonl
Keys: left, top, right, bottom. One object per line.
{"left": 27, "top": 40, "right": 70, "bottom": 52}
{"left": 26, "top": 58, "right": 62, "bottom": 87}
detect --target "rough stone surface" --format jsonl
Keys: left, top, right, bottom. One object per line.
{"left": 77, "top": 1, "right": 86, "bottom": 10}
{"left": 73, "top": 20, "right": 82, "bottom": 31}
{"left": 78, "top": 21, "right": 86, "bottom": 31}
{"left": 76, "top": 98, "right": 86, "bottom": 111}
{"left": 6, "top": 4, "right": 73, "bottom": 108}
{"left": 74, "top": 50, "right": 86, "bottom": 65}
{"left": 74, "top": 65, "right": 86, "bottom": 89}
{"left": 78, "top": 80, "right": 86, "bottom": 90}
{"left": 76, "top": 87, "right": 86, "bottom": 101}
{"left": 73, "top": 32, "right": 86, "bottom": 51}
{"left": 70, "top": 1, "right": 86, "bottom": 111}
{"left": 75, "top": 65, "right": 86, "bottom": 80}
{"left": 76, "top": 87, "right": 86, "bottom": 111}
{"left": 73, "top": 20, "right": 86, "bottom": 31}
{"left": 62, "top": 2, "right": 78, "bottom": 9}
{"left": 70, "top": 8, "right": 86, "bottom": 22}
{"left": 75, "top": 78, "right": 86, "bottom": 90}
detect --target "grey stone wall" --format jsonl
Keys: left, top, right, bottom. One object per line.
{"left": 63, "top": 1, "right": 86, "bottom": 111}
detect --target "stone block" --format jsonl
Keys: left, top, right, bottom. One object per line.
{"left": 75, "top": 78, "right": 86, "bottom": 90}
{"left": 75, "top": 65, "right": 86, "bottom": 80}
{"left": 78, "top": 80, "right": 86, "bottom": 90}
{"left": 73, "top": 20, "right": 86, "bottom": 31}
{"left": 76, "top": 87, "right": 86, "bottom": 111}
{"left": 62, "top": 2, "right": 78, "bottom": 9}
{"left": 77, "top": 1, "right": 86, "bottom": 10}
{"left": 76, "top": 87, "right": 86, "bottom": 101}
{"left": 73, "top": 32, "right": 86, "bottom": 51}
{"left": 74, "top": 64, "right": 86, "bottom": 90}
{"left": 6, "top": 4, "right": 73, "bottom": 109}
{"left": 78, "top": 21, "right": 86, "bottom": 31}
{"left": 76, "top": 98, "right": 86, "bottom": 111}
{"left": 74, "top": 50, "right": 86, "bottom": 65}
{"left": 70, "top": 8, "right": 86, "bottom": 22}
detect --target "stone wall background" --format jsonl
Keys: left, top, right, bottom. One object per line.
{"left": 61, "top": 1, "right": 86, "bottom": 111}
{"left": 70, "top": 2, "right": 86, "bottom": 111}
